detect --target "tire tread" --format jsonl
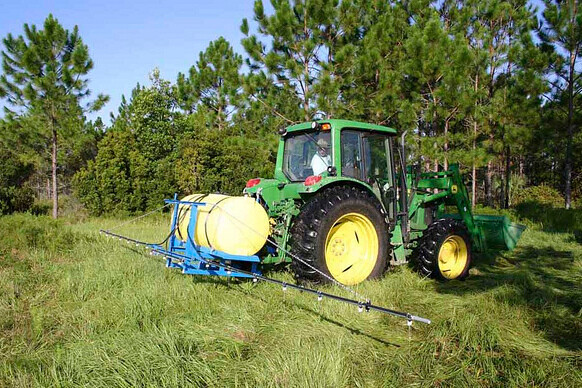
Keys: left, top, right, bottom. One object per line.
{"left": 289, "top": 185, "right": 390, "bottom": 284}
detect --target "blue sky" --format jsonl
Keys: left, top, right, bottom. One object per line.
{"left": 0, "top": 0, "right": 259, "bottom": 123}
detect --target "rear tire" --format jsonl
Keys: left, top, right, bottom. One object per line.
{"left": 415, "top": 219, "right": 472, "bottom": 280}
{"left": 289, "top": 185, "right": 390, "bottom": 286}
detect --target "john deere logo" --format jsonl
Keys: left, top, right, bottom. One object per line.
{"left": 451, "top": 185, "right": 458, "bottom": 194}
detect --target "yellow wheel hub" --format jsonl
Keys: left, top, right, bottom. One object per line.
{"left": 438, "top": 235, "right": 468, "bottom": 279}
{"left": 324, "top": 213, "right": 379, "bottom": 285}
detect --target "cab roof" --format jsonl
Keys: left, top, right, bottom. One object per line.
{"left": 285, "top": 119, "right": 397, "bottom": 135}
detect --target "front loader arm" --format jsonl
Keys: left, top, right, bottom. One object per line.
{"left": 408, "top": 164, "right": 485, "bottom": 251}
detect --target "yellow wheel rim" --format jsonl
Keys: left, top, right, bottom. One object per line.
{"left": 324, "top": 213, "right": 379, "bottom": 285}
{"left": 438, "top": 235, "right": 468, "bottom": 279}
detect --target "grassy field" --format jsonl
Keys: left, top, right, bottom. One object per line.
{"left": 1, "top": 205, "right": 581, "bottom": 387}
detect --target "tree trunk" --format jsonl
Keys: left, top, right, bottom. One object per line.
{"left": 504, "top": 146, "right": 510, "bottom": 209}
{"left": 217, "top": 104, "right": 223, "bottom": 131}
{"left": 564, "top": 47, "right": 576, "bottom": 209}
{"left": 472, "top": 120, "right": 477, "bottom": 209}
{"left": 444, "top": 120, "right": 449, "bottom": 170}
{"left": 472, "top": 74, "right": 479, "bottom": 209}
{"left": 303, "top": 86, "right": 309, "bottom": 121}
{"left": 303, "top": 7, "right": 310, "bottom": 122}
{"left": 503, "top": 58, "right": 512, "bottom": 209}
{"left": 52, "top": 126, "right": 58, "bottom": 219}
{"left": 498, "top": 161, "right": 504, "bottom": 208}
{"left": 486, "top": 160, "right": 493, "bottom": 207}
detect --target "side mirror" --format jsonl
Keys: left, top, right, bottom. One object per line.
{"left": 327, "top": 166, "right": 337, "bottom": 176}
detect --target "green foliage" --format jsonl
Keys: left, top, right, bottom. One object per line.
{"left": 332, "top": 1, "right": 411, "bottom": 125}
{"left": 0, "top": 14, "right": 106, "bottom": 115}
{"left": 73, "top": 123, "right": 178, "bottom": 216}
{"left": 242, "top": 0, "right": 339, "bottom": 121}
{"left": 0, "top": 145, "right": 34, "bottom": 215}
{"left": 513, "top": 201, "right": 582, "bottom": 233}
{"left": 74, "top": 74, "right": 183, "bottom": 215}
{"left": 75, "top": 64, "right": 282, "bottom": 215}
{"left": 512, "top": 184, "right": 565, "bottom": 208}
{"left": 0, "top": 186, "right": 34, "bottom": 215}
{"left": 58, "top": 119, "right": 105, "bottom": 180}
{"left": 28, "top": 200, "right": 52, "bottom": 216}
{"left": 3, "top": 3, "right": 582, "bottom": 216}
{"left": 175, "top": 130, "right": 276, "bottom": 195}
{"left": 538, "top": 0, "right": 582, "bottom": 208}
{"left": 73, "top": 130, "right": 136, "bottom": 215}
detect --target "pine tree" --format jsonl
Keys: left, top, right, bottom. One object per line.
{"left": 241, "top": 0, "right": 338, "bottom": 121}
{"left": 0, "top": 14, "right": 108, "bottom": 218}
{"left": 539, "top": 0, "right": 582, "bottom": 209}
{"left": 447, "top": 0, "right": 540, "bottom": 208}
{"left": 238, "top": 70, "right": 303, "bottom": 134}
{"left": 331, "top": 0, "right": 411, "bottom": 126}
{"left": 499, "top": 3, "right": 546, "bottom": 207}
{"left": 404, "top": 7, "right": 456, "bottom": 170}
{"left": 176, "top": 37, "right": 242, "bottom": 130}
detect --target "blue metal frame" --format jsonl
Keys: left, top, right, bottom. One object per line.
{"left": 152, "top": 194, "right": 261, "bottom": 278}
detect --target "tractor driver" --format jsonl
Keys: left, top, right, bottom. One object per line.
{"left": 311, "top": 138, "right": 331, "bottom": 175}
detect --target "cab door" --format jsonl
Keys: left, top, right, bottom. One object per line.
{"left": 340, "top": 129, "right": 364, "bottom": 181}
{"left": 362, "top": 134, "right": 396, "bottom": 221}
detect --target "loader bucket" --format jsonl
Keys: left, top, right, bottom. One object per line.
{"left": 474, "top": 215, "right": 526, "bottom": 251}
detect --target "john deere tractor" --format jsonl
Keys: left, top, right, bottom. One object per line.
{"left": 242, "top": 119, "right": 524, "bottom": 285}
{"left": 102, "top": 119, "right": 524, "bottom": 323}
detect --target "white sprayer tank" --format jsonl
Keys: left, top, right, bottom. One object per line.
{"left": 175, "top": 194, "right": 269, "bottom": 256}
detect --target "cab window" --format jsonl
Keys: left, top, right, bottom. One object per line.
{"left": 283, "top": 131, "right": 331, "bottom": 181}
{"left": 363, "top": 135, "right": 391, "bottom": 183}
{"left": 340, "top": 130, "right": 362, "bottom": 180}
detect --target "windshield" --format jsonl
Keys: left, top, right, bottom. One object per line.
{"left": 283, "top": 131, "right": 332, "bottom": 181}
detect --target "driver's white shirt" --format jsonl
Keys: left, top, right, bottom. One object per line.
{"left": 311, "top": 153, "right": 331, "bottom": 175}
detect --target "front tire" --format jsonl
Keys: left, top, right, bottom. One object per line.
{"left": 415, "top": 219, "right": 472, "bottom": 280}
{"left": 289, "top": 186, "right": 390, "bottom": 286}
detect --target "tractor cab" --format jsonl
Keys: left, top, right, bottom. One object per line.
{"left": 277, "top": 120, "right": 397, "bottom": 180}
{"left": 275, "top": 120, "right": 404, "bottom": 222}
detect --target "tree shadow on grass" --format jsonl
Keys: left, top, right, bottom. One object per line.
{"left": 435, "top": 244, "right": 582, "bottom": 351}
{"left": 135, "top": 248, "right": 403, "bottom": 348}
{"left": 228, "top": 283, "right": 401, "bottom": 348}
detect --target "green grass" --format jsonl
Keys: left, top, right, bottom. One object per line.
{"left": 1, "top": 207, "right": 581, "bottom": 387}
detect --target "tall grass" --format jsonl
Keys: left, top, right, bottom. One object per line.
{"left": 1, "top": 208, "right": 581, "bottom": 387}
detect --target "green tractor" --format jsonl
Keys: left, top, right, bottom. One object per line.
{"left": 243, "top": 119, "right": 524, "bottom": 286}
